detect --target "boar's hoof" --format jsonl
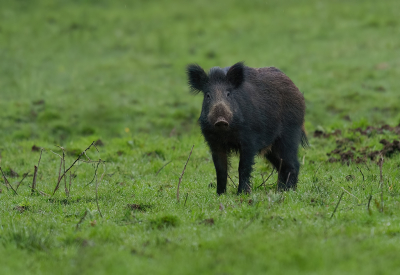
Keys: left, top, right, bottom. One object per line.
{"left": 214, "top": 117, "right": 229, "bottom": 129}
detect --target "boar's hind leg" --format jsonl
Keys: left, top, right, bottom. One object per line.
{"left": 265, "top": 136, "right": 300, "bottom": 190}
{"left": 238, "top": 147, "right": 256, "bottom": 194}
{"left": 212, "top": 151, "right": 228, "bottom": 195}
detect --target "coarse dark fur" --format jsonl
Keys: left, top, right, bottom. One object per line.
{"left": 187, "top": 62, "right": 308, "bottom": 195}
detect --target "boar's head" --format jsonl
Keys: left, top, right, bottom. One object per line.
{"left": 187, "top": 62, "right": 245, "bottom": 132}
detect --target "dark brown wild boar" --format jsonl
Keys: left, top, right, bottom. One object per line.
{"left": 187, "top": 62, "right": 307, "bottom": 195}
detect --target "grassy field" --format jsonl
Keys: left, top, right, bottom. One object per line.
{"left": 1, "top": 0, "right": 400, "bottom": 274}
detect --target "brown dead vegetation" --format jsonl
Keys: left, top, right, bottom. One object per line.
{"left": 1, "top": 142, "right": 106, "bottom": 219}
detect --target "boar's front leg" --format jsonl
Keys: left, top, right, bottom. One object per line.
{"left": 212, "top": 151, "right": 228, "bottom": 195}
{"left": 238, "top": 147, "right": 256, "bottom": 194}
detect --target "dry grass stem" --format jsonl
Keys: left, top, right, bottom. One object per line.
{"left": 31, "top": 148, "right": 44, "bottom": 196}
{"left": 331, "top": 191, "right": 345, "bottom": 219}
{"left": 340, "top": 187, "right": 360, "bottom": 202}
{"left": 276, "top": 159, "right": 283, "bottom": 191}
{"left": 228, "top": 174, "right": 237, "bottom": 188}
{"left": 52, "top": 157, "right": 63, "bottom": 195}
{"left": 57, "top": 147, "right": 68, "bottom": 197}
{"left": 95, "top": 161, "right": 103, "bottom": 218}
{"left": 356, "top": 166, "right": 365, "bottom": 181}
{"left": 76, "top": 210, "right": 88, "bottom": 231}
{"left": 0, "top": 166, "right": 18, "bottom": 195}
{"left": 15, "top": 172, "right": 29, "bottom": 192}
{"left": 85, "top": 159, "right": 106, "bottom": 187}
{"left": 177, "top": 145, "right": 194, "bottom": 202}
{"left": 54, "top": 141, "right": 97, "bottom": 191}
{"left": 155, "top": 161, "right": 171, "bottom": 176}
{"left": 256, "top": 168, "right": 275, "bottom": 189}
{"left": 99, "top": 160, "right": 106, "bottom": 182}
{"left": 286, "top": 172, "right": 291, "bottom": 187}
{"left": 31, "top": 165, "right": 38, "bottom": 195}
{"left": 313, "top": 163, "right": 322, "bottom": 178}
{"left": 37, "top": 148, "right": 44, "bottom": 169}
{"left": 36, "top": 189, "right": 50, "bottom": 196}
{"left": 67, "top": 171, "right": 72, "bottom": 198}
{"left": 49, "top": 150, "right": 62, "bottom": 159}
{"left": 86, "top": 162, "right": 101, "bottom": 187}
{"left": 51, "top": 147, "right": 69, "bottom": 196}
{"left": 378, "top": 154, "right": 384, "bottom": 212}
{"left": 0, "top": 167, "right": 10, "bottom": 191}
{"left": 63, "top": 150, "right": 68, "bottom": 196}
{"left": 367, "top": 194, "right": 373, "bottom": 213}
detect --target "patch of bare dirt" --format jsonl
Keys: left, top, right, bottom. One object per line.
{"left": 126, "top": 204, "right": 150, "bottom": 212}
{"left": 315, "top": 124, "right": 400, "bottom": 164}
{"left": 313, "top": 129, "right": 342, "bottom": 138}
{"left": 352, "top": 124, "right": 400, "bottom": 136}
{"left": 327, "top": 138, "right": 400, "bottom": 164}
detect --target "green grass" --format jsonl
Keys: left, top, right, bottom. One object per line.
{"left": 1, "top": 0, "right": 400, "bottom": 274}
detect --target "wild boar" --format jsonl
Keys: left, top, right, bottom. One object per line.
{"left": 187, "top": 62, "right": 307, "bottom": 195}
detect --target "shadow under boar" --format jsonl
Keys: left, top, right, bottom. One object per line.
{"left": 187, "top": 62, "right": 308, "bottom": 195}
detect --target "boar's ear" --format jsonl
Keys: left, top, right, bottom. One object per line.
{"left": 187, "top": 64, "right": 208, "bottom": 94}
{"left": 226, "top": 62, "right": 245, "bottom": 88}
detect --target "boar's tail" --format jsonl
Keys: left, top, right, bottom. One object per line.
{"left": 301, "top": 131, "right": 309, "bottom": 148}
{"left": 301, "top": 124, "right": 309, "bottom": 148}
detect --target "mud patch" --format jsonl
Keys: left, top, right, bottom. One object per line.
{"left": 315, "top": 124, "right": 400, "bottom": 164}
{"left": 126, "top": 203, "right": 151, "bottom": 212}
{"left": 314, "top": 124, "right": 400, "bottom": 139}
{"left": 313, "top": 129, "right": 342, "bottom": 138}
{"left": 352, "top": 124, "right": 400, "bottom": 136}
{"left": 327, "top": 138, "right": 400, "bottom": 164}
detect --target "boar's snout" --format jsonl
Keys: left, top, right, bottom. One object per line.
{"left": 214, "top": 117, "right": 229, "bottom": 128}
{"left": 208, "top": 101, "right": 233, "bottom": 130}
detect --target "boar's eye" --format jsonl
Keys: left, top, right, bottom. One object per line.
{"left": 206, "top": 93, "right": 211, "bottom": 100}
{"left": 226, "top": 92, "right": 231, "bottom": 97}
